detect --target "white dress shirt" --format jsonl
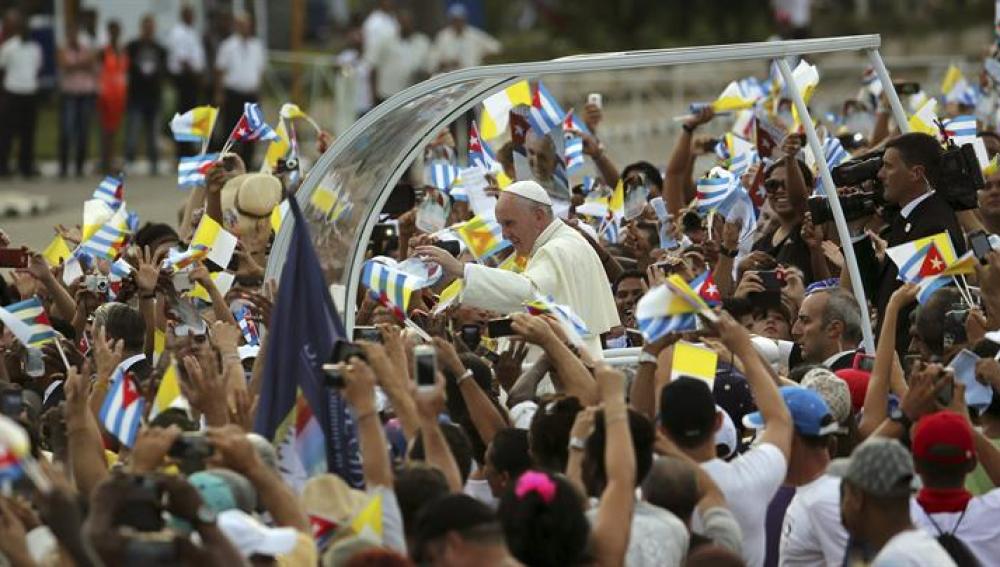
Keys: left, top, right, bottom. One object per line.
{"left": 166, "top": 22, "right": 205, "bottom": 75}
{"left": 0, "top": 35, "right": 42, "bottom": 94}
{"left": 215, "top": 34, "right": 265, "bottom": 93}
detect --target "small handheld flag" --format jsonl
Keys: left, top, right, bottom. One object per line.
{"left": 233, "top": 102, "right": 280, "bottom": 142}
{"left": 455, "top": 215, "right": 508, "bottom": 260}
{"left": 0, "top": 297, "right": 56, "bottom": 347}
{"left": 177, "top": 153, "right": 220, "bottom": 189}
{"left": 170, "top": 106, "right": 219, "bottom": 143}
{"left": 670, "top": 341, "right": 718, "bottom": 382}
{"left": 93, "top": 175, "right": 124, "bottom": 209}
{"left": 98, "top": 364, "right": 145, "bottom": 448}
{"left": 528, "top": 81, "right": 565, "bottom": 136}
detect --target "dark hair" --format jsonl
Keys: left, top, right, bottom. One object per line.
{"left": 394, "top": 463, "right": 450, "bottom": 540}
{"left": 612, "top": 270, "right": 645, "bottom": 294}
{"left": 134, "top": 222, "right": 180, "bottom": 251}
{"left": 148, "top": 408, "right": 199, "bottom": 431}
{"left": 722, "top": 296, "right": 755, "bottom": 321}
{"left": 622, "top": 161, "right": 664, "bottom": 191}
{"left": 885, "top": 132, "right": 944, "bottom": 181}
{"left": 788, "top": 364, "right": 822, "bottom": 384}
{"left": 764, "top": 156, "right": 815, "bottom": 188}
{"left": 914, "top": 457, "right": 973, "bottom": 488}
{"left": 642, "top": 456, "right": 699, "bottom": 522}
{"left": 414, "top": 494, "right": 503, "bottom": 562}
{"left": 916, "top": 287, "right": 964, "bottom": 356}
{"left": 498, "top": 470, "right": 590, "bottom": 567}
{"left": 529, "top": 396, "right": 583, "bottom": 472}
{"left": 583, "top": 408, "right": 654, "bottom": 495}
{"left": 410, "top": 422, "right": 474, "bottom": 485}
{"left": 93, "top": 303, "right": 145, "bottom": 352}
{"left": 488, "top": 428, "right": 531, "bottom": 480}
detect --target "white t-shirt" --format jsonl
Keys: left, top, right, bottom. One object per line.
{"left": 0, "top": 36, "right": 42, "bottom": 94}
{"left": 215, "top": 34, "right": 265, "bottom": 93}
{"left": 587, "top": 500, "right": 688, "bottom": 567}
{"left": 463, "top": 477, "right": 498, "bottom": 509}
{"left": 430, "top": 25, "right": 500, "bottom": 72}
{"left": 371, "top": 32, "right": 430, "bottom": 99}
{"left": 166, "top": 22, "right": 205, "bottom": 74}
{"left": 696, "top": 442, "right": 787, "bottom": 567}
{"left": 779, "top": 474, "right": 848, "bottom": 567}
{"left": 911, "top": 489, "right": 1000, "bottom": 566}
{"left": 872, "top": 529, "right": 956, "bottom": 567}
{"left": 361, "top": 9, "right": 398, "bottom": 63}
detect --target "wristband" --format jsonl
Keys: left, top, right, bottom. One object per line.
{"left": 682, "top": 123, "right": 696, "bottom": 135}
{"left": 719, "top": 246, "right": 738, "bottom": 258}
{"left": 456, "top": 369, "right": 473, "bottom": 386}
{"left": 568, "top": 436, "right": 587, "bottom": 452}
{"left": 140, "top": 293, "right": 156, "bottom": 300}
{"left": 638, "top": 351, "right": 658, "bottom": 366}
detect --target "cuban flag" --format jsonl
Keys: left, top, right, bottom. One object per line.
{"left": 564, "top": 135, "right": 585, "bottom": 174}
{"left": 426, "top": 161, "right": 461, "bottom": 191}
{"left": 93, "top": 175, "right": 124, "bottom": 209}
{"left": 599, "top": 214, "right": 621, "bottom": 244}
{"left": 468, "top": 122, "right": 499, "bottom": 172}
{"left": 562, "top": 108, "right": 591, "bottom": 136}
{"left": 3, "top": 297, "right": 56, "bottom": 347}
{"left": 944, "top": 115, "right": 977, "bottom": 148}
{"left": 77, "top": 206, "right": 130, "bottom": 260}
{"left": 99, "top": 363, "right": 145, "bottom": 448}
{"left": 690, "top": 271, "right": 722, "bottom": 306}
{"left": 361, "top": 259, "right": 421, "bottom": 320}
{"left": 177, "top": 153, "right": 220, "bottom": 189}
{"left": 528, "top": 82, "right": 565, "bottom": 136}
{"left": 233, "top": 103, "right": 280, "bottom": 142}
{"left": 695, "top": 174, "right": 739, "bottom": 216}
{"left": 638, "top": 313, "right": 698, "bottom": 342}
{"left": 235, "top": 305, "right": 260, "bottom": 347}
{"left": 813, "top": 136, "right": 851, "bottom": 194}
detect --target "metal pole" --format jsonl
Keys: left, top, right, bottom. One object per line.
{"left": 867, "top": 49, "right": 911, "bottom": 133}
{"left": 775, "top": 58, "right": 876, "bottom": 353}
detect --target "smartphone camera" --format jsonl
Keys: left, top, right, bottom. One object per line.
{"left": 353, "top": 326, "right": 382, "bottom": 343}
{"left": 332, "top": 340, "right": 366, "bottom": 364}
{"left": 414, "top": 345, "right": 437, "bottom": 391}
{"left": 0, "top": 388, "right": 22, "bottom": 418}
{"left": 167, "top": 432, "right": 214, "bottom": 461}
{"left": 486, "top": 318, "right": 515, "bottom": 338}
{"left": 460, "top": 324, "right": 482, "bottom": 350}
{"left": 85, "top": 274, "right": 110, "bottom": 293}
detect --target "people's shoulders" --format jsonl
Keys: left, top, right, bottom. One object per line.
{"left": 710, "top": 442, "right": 787, "bottom": 489}
{"left": 873, "top": 529, "right": 956, "bottom": 567}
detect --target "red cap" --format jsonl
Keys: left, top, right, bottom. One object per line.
{"left": 834, "top": 368, "right": 870, "bottom": 412}
{"left": 912, "top": 411, "right": 975, "bottom": 464}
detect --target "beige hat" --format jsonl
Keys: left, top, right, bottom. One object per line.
{"left": 301, "top": 473, "right": 368, "bottom": 526}
{"left": 220, "top": 173, "right": 283, "bottom": 235}
{"left": 504, "top": 180, "right": 553, "bottom": 206}
{"left": 801, "top": 368, "right": 852, "bottom": 426}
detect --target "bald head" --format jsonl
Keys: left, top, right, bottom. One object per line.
{"left": 642, "top": 456, "right": 699, "bottom": 524}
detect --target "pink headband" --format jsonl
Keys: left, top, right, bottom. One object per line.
{"left": 515, "top": 471, "right": 557, "bottom": 504}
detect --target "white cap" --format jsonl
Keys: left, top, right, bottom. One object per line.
{"left": 504, "top": 180, "right": 553, "bottom": 206}
{"left": 714, "top": 405, "right": 738, "bottom": 459}
{"left": 218, "top": 509, "right": 299, "bottom": 558}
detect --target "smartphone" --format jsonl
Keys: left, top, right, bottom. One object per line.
{"left": 433, "top": 240, "right": 462, "bottom": 258}
{"left": 24, "top": 347, "right": 44, "bottom": 378}
{"left": 353, "top": 326, "right": 382, "bottom": 343}
{"left": 757, "top": 270, "right": 785, "bottom": 291}
{"left": 894, "top": 81, "right": 921, "bottom": 96}
{"left": 167, "top": 432, "right": 214, "bottom": 460}
{"left": 935, "top": 370, "right": 955, "bottom": 407}
{"left": 587, "top": 92, "right": 603, "bottom": 109}
{"left": 649, "top": 197, "right": 669, "bottom": 222}
{"left": 321, "top": 363, "right": 345, "bottom": 388}
{"left": 0, "top": 389, "right": 22, "bottom": 418}
{"left": 414, "top": 344, "right": 437, "bottom": 391}
{"left": 332, "top": 340, "right": 365, "bottom": 364}
{"left": 487, "top": 318, "right": 515, "bottom": 338}
{"left": 970, "top": 230, "right": 993, "bottom": 264}
{"left": 460, "top": 324, "right": 481, "bottom": 350}
{"left": 852, "top": 352, "right": 875, "bottom": 372}
{"left": 0, "top": 248, "right": 28, "bottom": 268}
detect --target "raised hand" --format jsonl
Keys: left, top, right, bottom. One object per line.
{"left": 133, "top": 245, "right": 160, "bottom": 295}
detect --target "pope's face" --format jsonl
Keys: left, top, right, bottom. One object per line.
{"left": 527, "top": 133, "right": 557, "bottom": 182}
{"left": 496, "top": 193, "right": 547, "bottom": 256}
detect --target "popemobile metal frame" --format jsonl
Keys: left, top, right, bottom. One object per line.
{"left": 267, "top": 34, "right": 914, "bottom": 356}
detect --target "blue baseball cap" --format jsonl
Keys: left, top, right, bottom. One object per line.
{"left": 743, "top": 386, "right": 839, "bottom": 437}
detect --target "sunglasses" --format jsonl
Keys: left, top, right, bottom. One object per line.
{"left": 763, "top": 178, "right": 785, "bottom": 193}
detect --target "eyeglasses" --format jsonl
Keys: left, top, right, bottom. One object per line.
{"left": 763, "top": 178, "right": 785, "bottom": 193}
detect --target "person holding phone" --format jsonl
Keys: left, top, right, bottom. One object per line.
{"left": 416, "top": 181, "right": 619, "bottom": 356}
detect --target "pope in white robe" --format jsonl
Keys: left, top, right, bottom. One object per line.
{"left": 417, "top": 180, "right": 619, "bottom": 355}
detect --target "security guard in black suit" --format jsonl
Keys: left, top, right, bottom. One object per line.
{"left": 850, "top": 133, "right": 966, "bottom": 356}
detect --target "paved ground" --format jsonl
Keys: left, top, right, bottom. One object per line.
{"left": 0, "top": 174, "right": 181, "bottom": 252}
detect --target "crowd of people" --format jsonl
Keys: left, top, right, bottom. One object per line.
{"left": 0, "top": 2, "right": 501, "bottom": 179}
{"left": 5, "top": 3, "right": 1000, "bottom": 567}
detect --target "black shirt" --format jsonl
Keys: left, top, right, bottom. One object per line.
{"left": 125, "top": 39, "right": 167, "bottom": 103}
{"left": 752, "top": 222, "right": 814, "bottom": 283}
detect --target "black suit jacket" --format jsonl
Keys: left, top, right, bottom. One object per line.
{"left": 853, "top": 192, "right": 965, "bottom": 354}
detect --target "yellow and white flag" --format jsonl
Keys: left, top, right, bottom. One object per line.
{"left": 480, "top": 81, "right": 532, "bottom": 139}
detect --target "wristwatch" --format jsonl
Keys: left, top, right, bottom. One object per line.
{"left": 569, "top": 436, "right": 587, "bottom": 452}
{"left": 889, "top": 406, "right": 912, "bottom": 431}
{"left": 638, "top": 351, "right": 658, "bottom": 366}
{"left": 456, "top": 369, "right": 473, "bottom": 386}
{"left": 193, "top": 504, "right": 217, "bottom": 526}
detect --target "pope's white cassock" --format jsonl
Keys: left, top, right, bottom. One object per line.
{"left": 459, "top": 202, "right": 619, "bottom": 356}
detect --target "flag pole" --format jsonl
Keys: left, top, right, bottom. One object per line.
{"left": 53, "top": 339, "right": 72, "bottom": 372}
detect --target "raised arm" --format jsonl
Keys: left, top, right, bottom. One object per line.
{"left": 413, "top": 372, "right": 465, "bottom": 493}
{"left": 665, "top": 107, "right": 714, "bottom": 216}
{"left": 340, "top": 358, "right": 394, "bottom": 487}
{"left": 779, "top": 135, "right": 810, "bottom": 218}
{"left": 590, "top": 365, "right": 635, "bottom": 567}
{"left": 511, "top": 313, "right": 598, "bottom": 406}
{"left": 859, "top": 284, "right": 917, "bottom": 438}
{"left": 434, "top": 338, "right": 508, "bottom": 446}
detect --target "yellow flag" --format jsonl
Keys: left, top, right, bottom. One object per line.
{"left": 191, "top": 215, "right": 238, "bottom": 268}
{"left": 480, "top": 81, "right": 532, "bottom": 139}
{"left": 939, "top": 251, "right": 976, "bottom": 277}
{"left": 150, "top": 361, "right": 181, "bottom": 420}
{"left": 908, "top": 99, "right": 940, "bottom": 137}
{"left": 456, "top": 216, "right": 505, "bottom": 259}
{"left": 42, "top": 236, "right": 72, "bottom": 266}
{"left": 609, "top": 179, "right": 624, "bottom": 219}
{"left": 941, "top": 65, "right": 964, "bottom": 97}
{"left": 152, "top": 329, "right": 166, "bottom": 365}
{"left": 188, "top": 272, "right": 235, "bottom": 303}
{"left": 670, "top": 341, "right": 718, "bottom": 382}
{"left": 496, "top": 170, "right": 513, "bottom": 189}
{"left": 498, "top": 252, "right": 527, "bottom": 273}
{"left": 350, "top": 492, "right": 383, "bottom": 543}
{"left": 264, "top": 119, "right": 291, "bottom": 172}
{"left": 432, "top": 279, "right": 463, "bottom": 315}
{"left": 711, "top": 81, "right": 756, "bottom": 112}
